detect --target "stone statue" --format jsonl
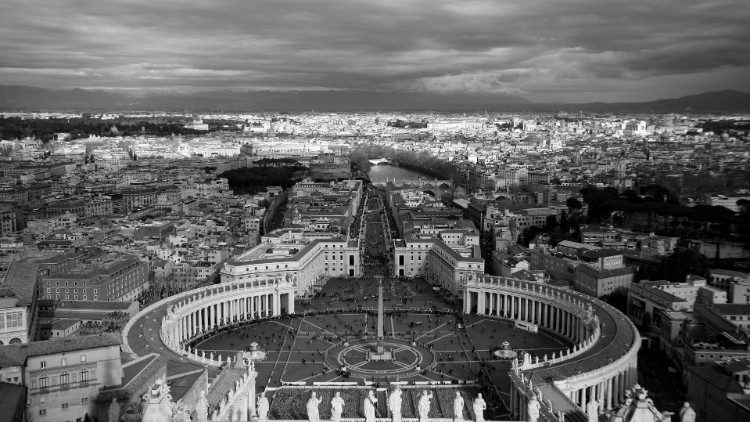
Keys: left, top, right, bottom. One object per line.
{"left": 331, "top": 391, "right": 345, "bottom": 422}
{"left": 307, "top": 391, "right": 322, "bottom": 422}
{"left": 108, "top": 397, "right": 120, "bottom": 422}
{"left": 122, "top": 405, "right": 139, "bottom": 422}
{"left": 527, "top": 394, "right": 540, "bottom": 422}
{"left": 418, "top": 390, "right": 434, "bottom": 422}
{"left": 453, "top": 391, "right": 464, "bottom": 421}
{"left": 389, "top": 387, "right": 403, "bottom": 422}
{"left": 610, "top": 385, "right": 674, "bottom": 422}
{"left": 521, "top": 352, "right": 533, "bottom": 369}
{"left": 171, "top": 408, "right": 190, "bottom": 422}
{"left": 586, "top": 399, "right": 598, "bottom": 422}
{"left": 257, "top": 393, "right": 270, "bottom": 422}
{"left": 473, "top": 394, "right": 486, "bottom": 422}
{"left": 679, "top": 402, "right": 696, "bottom": 422}
{"left": 364, "top": 390, "right": 378, "bottom": 422}
{"left": 195, "top": 391, "right": 208, "bottom": 422}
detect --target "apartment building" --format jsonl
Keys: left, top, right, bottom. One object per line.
{"left": 0, "top": 333, "right": 122, "bottom": 422}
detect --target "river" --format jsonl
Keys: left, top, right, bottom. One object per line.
{"left": 368, "top": 164, "right": 430, "bottom": 183}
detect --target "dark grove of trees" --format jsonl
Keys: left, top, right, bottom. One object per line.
{"left": 349, "top": 144, "right": 472, "bottom": 187}
{"left": 387, "top": 119, "right": 428, "bottom": 129}
{"left": 636, "top": 247, "right": 709, "bottom": 283}
{"left": 700, "top": 119, "right": 750, "bottom": 137}
{"left": 600, "top": 288, "right": 628, "bottom": 314}
{"left": 580, "top": 185, "right": 743, "bottom": 239}
{"left": 220, "top": 165, "right": 308, "bottom": 194}
{"left": 0, "top": 117, "right": 223, "bottom": 142}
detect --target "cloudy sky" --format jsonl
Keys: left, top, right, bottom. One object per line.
{"left": 1, "top": 0, "right": 749, "bottom": 102}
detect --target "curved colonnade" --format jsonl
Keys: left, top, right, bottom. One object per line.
{"left": 464, "top": 275, "right": 640, "bottom": 421}
{"left": 122, "top": 277, "right": 295, "bottom": 367}
{"left": 123, "top": 274, "right": 639, "bottom": 422}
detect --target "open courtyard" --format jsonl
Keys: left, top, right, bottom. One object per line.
{"left": 190, "top": 277, "right": 570, "bottom": 419}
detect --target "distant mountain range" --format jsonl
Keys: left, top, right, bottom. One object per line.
{"left": 0, "top": 85, "right": 748, "bottom": 113}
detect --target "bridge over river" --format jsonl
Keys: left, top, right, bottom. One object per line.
{"left": 368, "top": 164, "right": 452, "bottom": 188}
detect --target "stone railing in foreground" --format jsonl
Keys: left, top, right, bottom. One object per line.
{"left": 510, "top": 369, "right": 568, "bottom": 422}
{"left": 259, "top": 419, "right": 515, "bottom": 422}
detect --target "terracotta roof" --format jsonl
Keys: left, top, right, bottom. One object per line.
{"left": 0, "top": 381, "right": 25, "bottom": 418}
{"left": 712, "top": 303, "right": 750, "bottom": 315}
{"left": 1, "top": 260, "right": 42, "bottom": 306}
{"left": 576, "top": 264, "right": 634, "bottom": 279}
{"left": 579, "top": 248, "right": 623, "bottom": 259}
{"left": 0, "top": 333, "right": 121, "bottom": 367}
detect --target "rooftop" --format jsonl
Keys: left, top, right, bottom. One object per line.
{"left": 0, "top": 382, "right": 25, "bottom": 418}
{"left": 528, "top": 294, "right": 638, "bottom": 384}
{"left": 0, "top": 332, "right": 121, "bottom": 367}
{"left": 1, "top": 260, "right": 41, "bottom": 306}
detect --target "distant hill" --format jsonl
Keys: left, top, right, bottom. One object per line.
{"left": 0, "top": 85, "right": 132, "bottom": 110}
{"left": 542, "top": 90, "right": 750, "bottom": 113}
{"left": 0, "top": 85, "right": 748, "bottom": 112}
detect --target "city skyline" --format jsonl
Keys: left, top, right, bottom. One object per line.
{"left": 1, "top": 0, "right": 749, "bottom": 103}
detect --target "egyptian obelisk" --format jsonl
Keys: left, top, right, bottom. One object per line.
{"left": 377, "top": 277, "right": 384, "bottom": 340}
{"left": 370, "top": 277, "right": 391, "bottom": 361}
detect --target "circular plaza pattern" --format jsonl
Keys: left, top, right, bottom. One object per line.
{"left": 328, "top": 338, "right": 433, "bottom": 379}
{"left": 123, "top": 275, "right": 640, "bottom": 421}
{"left": 174, "top": 277, "right": 574, "bottom": 391}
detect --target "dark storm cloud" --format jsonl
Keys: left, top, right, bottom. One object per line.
{"left": 0, "top": 0, "right": 748, "bottom": 101}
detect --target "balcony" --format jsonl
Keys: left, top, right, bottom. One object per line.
{"left": 31, "top": 379, "right": 98, "bottom": 395}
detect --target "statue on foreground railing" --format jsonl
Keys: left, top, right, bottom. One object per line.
{"left": 388, "top": 387, "right": 403, "bottom": 422}
{"left": 331, "top": 392, "right": 345, "bottom": 422}
{"left": 453, "top": 391, "right": 464, "bottom": 421}
{"left": 364, "top": 390, "right": 378, "bottom": 422}
{"left": 586, "top": 398, "right": 599, "bottom": 422}
{"left": 473, "top": 393, "right": 486, "bottom": 422}
{"left": 608, "top": 384, "right": 674, "bottom": 422}
{"left": 306, "top": 392, "right": 322, "bottom": 422}
{"left": 526, "top": 393, "right": 540, "bottom": 422}
{"left": 257, "top": 393, "right": 270, "bottom": 422}
{"left": 679, "top": 402, "right": 696, "bottom": 422}
{"left": 418, "top": 390, "right": 434, "bottom": 422}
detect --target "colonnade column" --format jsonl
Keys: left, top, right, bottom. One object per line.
{"left": 524, "top": 298, "right": 529, "bottom": 321}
